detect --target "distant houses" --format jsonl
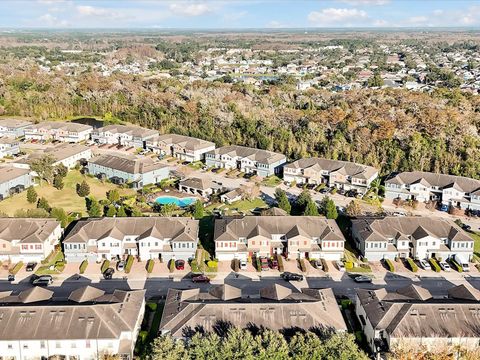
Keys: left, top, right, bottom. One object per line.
{"left": 23, "top": 121, "right": 93, "bottom": 143}
{"left": 87, "top": 153, "right": 169, "bottom": 188}
{"left": 0, "top": 137, "right": 20, "bottom": 158}
{"left": 15, "top": 143, "right": 92, "bottom": 169}
{"left": 205, "top": 145, "right": 286, "bottom": 177}
{"left": 284, "top": 158, "right": 378, "bottom": 194}
{"left": 0, "top": 119, "right": 32, "bottom": 138}
{"left": 146, "top": 134, "right": 215, "bottom": 162}
{"left": 0, "top": 165, "right": 34, "bottom": 200}
{"left": 91, "top": 124, "right": 158, "bottom": 148}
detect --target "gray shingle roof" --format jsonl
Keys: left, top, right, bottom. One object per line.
{"left": 285, "top": 157, "right": 378, "bottom": 179}
{"left": 0, "top": 165, "right": 31, "bottom": 184}
{"left": 0, "top": 218, "right": 59, "bottom": 244}
{"left": 89, "top": 153, "right": 168, "bottom": 174}
{"left": 26, "top": 121, "right": 92, "bottom": 133}
{"left": 150, "top": 134, "right": 215, "bottom": 151}
{"left": 207, "top": 145, "right": 286, "bottom": 165}
{"left": 94, "top": 124, "right": 158, "bottom": 138}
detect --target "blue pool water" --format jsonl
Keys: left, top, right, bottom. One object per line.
{"left": 155, "top": 196, "right": 196, "bottom": 207}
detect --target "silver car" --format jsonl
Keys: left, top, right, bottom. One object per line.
{"left": 439, "top": 261, "right": 451, "bottom": 271}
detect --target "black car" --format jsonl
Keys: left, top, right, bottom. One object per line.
{"left": 31, "top": 275, "right": 53, "bottom": 286}
{"left": 26, "top": 262, "right": 37, "bottom": 272}
{"left": 103, "top": 267, "right": 115, "bottom": 280}
{"left": 354, "top": 275, "right": 372, "bottom": 283}
{"left": 281, "top": 272, "right": 304, "bottom": 281}
{"left": 7, "top": 274, "right": 14, "bottom": 282}
{"left": 319, "top": 187, "right": 329, "bottom": 194}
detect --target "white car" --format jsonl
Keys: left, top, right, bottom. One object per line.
{"left": 239, "top": 260, "right": 247, "bottom": 270}
{"left": 336, "top": 261, "right": 345, "bottom": 272}
{"left": 439, "top": 261, "right": 451, "bottom": 271}
{"left": 419, "top": 259, "right": 431, "bottom": 270}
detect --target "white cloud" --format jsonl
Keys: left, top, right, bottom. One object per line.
{"left": 372, "top": 19, "right": 388, "bottom": 26}
{"left": 38, "top": 13, "right": 69, "bottom": 27}
{"left": 407, "top": 16, "right": 428, "bottom": 24}
{"left": 266, "top": 20, "right": 291, "bottom": 28}
{"left": 37, "top": 0, "right": 66, "bottom": 4}
{"left": 76, "top": 5, "right": 126, "bottom": 20}
{"left": 169, "top": 2, "right": 213, "bottom": 17}
{"left": 223, "top": 11, "right": 247, "bottom": 23}
{"left": 308, "top": 8, "right": 367, "bottom": 26}
{"left": 337, "top": 0, "right": 389, "bottom": 5}
{"left": 433, "top": 9, "right": 444, "bottom": 16}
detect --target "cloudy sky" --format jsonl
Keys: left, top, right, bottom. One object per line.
{"left": 0, "top": 0, "right": 479, "bottom": 29}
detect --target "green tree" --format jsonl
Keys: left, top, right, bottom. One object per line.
{"left": 296, "top": 189, "right": 312, "bottom": 213}
{"left": 303, "top": 199, "right": 319, "bottom": 216}
{"left": 106, "top": 204, "right": 117, "bottom": 217}
{"left": 53, "top": 173, "right": 64, "bottom": 190}
{"left": 87, "top": 197, "right": 102, "bottom": 217}
{"left": 76, "top": 180, "right": 90, "bottom": 197}
{"left": 150, "top": 335, "right": 187, "bottom": 360}
{"left": 30, "top": 154, "right": 55, "bottom": 184}
{"left": 346, "top": 199, "right": 362, "bottom": 217}
{"left": 15, "top": 208, "right": 50, "bottom": 218}
{"left": 367, "top": 72, "right": 384, "bottom": 87}
{"left": 131, "top": 207, "right": 143, "bottom": 217}
{"left": 157, "top": 203, "right": 178, "bottom": 217}
{"left": 37, "top": 197, "right": 51, "bottom": 212}
{"left": 192, "top": 200, "right": 204, "bottom": 219}
{"left": 274, "top": 188, "right": 291, "bottom": 214}
{"left": 26, "top": 186, "right": 37, "bottom": 204}
{"left": 55, "top": 163, "right": 68, "bottom": 178}
{"left": 116, "top": 206, "right": 127, "bottom": 217}
{"left": 50, "top": 207, "right": 68, "bottom": 228}
{"left": 255, "top": 329, "right": 290, "bottom": 360}
{"left": 107, "top": 189, "right": 120, "bottom": 203}
{"left": 320, "top": 196, "right": 338, "bottom": 219}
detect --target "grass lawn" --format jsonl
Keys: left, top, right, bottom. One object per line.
{"left": 261, "top": 175, "right": 282, "bottom": 187}
{"left": 472, "top": 232, "right": 480, "bottom": 256}
{"left": 0, "top": 170, "right": 135, "bottom": 216}
{"left": 225, "top": 198, "right": 268, "bottom": 214}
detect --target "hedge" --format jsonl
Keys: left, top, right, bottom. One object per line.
{"left": 255, "top": 256, "right": 261, "bottom": 272}
{"left": 101, "top": 259, "right": 110, "bottom": 273}
{"left": 450, "top": 258, "right": 463, "bottom": 273}
{"left": 9, "top": 261, "right": 23, "bottom": 275}
{"left": 385, "top": 258, "right": 395, "bottom": 272}
{"left": 344, "top": 261, "right": 354, "bottom": 270}
{"left": 147, "top": 302, "right": 157, "bottom": 311}
{"left": 276, "top": 254, "right": 284, "bottom": 272}
{"left": 321, "top": 258, "right": 329, "bottom": 272}
{"left": 429, "top": 258, "right": 441, "bottom": 272}
{"left": 406, "top": 258, "right": 418, "bottom": 272}
{"left": 79, "top": 260, "right": 88, "bottom": 274}
{"left": 125, "top": 255, "right": 134, "bottom": 274}
{"left": 298, "top": 259, "right": 307, "bottom": 273}
{"left": 146, "top": 259, "right": 154, "bottom": 273}
{"left": 169, "top": 259, "right": 175, "bottom": 273}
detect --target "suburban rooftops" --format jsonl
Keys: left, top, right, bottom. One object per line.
{"left": 151, "top": 133, "right": 215, "bottom": 151}
{"left": 0, "top": 218, "right": 59, "bottom": 244}
{"left": 351, "top": 216, "right": 473, "bottom": 242}
{"left": 88, "top": 153, "right": 168, "bottom": 174}
{"left": 179, "top": 177, "right": 215, "bottom": 190}
{"left": 214, "top": 216, "right": 345, "bottom": 242}
{"left": 0, "top": 119, "right": 32, "bottom": 128}
{"left": 0, "top": 286, "right": 145, "bottom": 340}
{"left": 63, "top": 217, "right": 199, "bottom": 244}
{"left": 25, "top": 121, "right": 92, "bottom": 133}
{"left": 386, "top": 171, "right": 480, "bottom": 194}
{"left": 207, "top": 145, "right": 286, "bottom": 165}
{"left": 0, "top": 166, "right": 31, "bottom": 184}
{"left": 20, "top": 143, "right": 90, "bottom": 164}
{"left": 94, "top": 124, "right": 158, "bottom": 138}
{"left": 285, "top": 157, "right": 378, "bottom": 180}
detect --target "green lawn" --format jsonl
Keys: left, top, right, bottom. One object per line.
{"left": 261, "top": 175, "right": 282, "bottom": 187}
{"left": 472, "top": 232, "right": 480, "bottom": 256}
{"left": 0, "top": 170, "right": 135, "bottom": 216}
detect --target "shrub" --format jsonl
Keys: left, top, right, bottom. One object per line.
{"left": 146, "top": 259, "right": 154, "bottom": 273}
{"left": 55, "top": 261, "right": 65, "bottom": 272}
{"left": 9, "top": 261, "right": 23, "bottom": 275}
{"left": 138, "top": 330, "right": 148, "bottom": 344}
{"left": 340, "top": 299, "right": 352, "bottom": 309}
{"left": 125, "top": 255, "right": 134, "bottom": 274}
{"left": 344, "top": 261, "right": 354, "bottom": 270}
{"left": 406, "top": 258, "right": 418, "bottom": 272}
{"left": 450, "top": 258, "right": 463, "bottom": 273}
{"left": 429, "top": 258, "right": 441, "bottom": 272}
{"left": 385, "top": 259, "right": 395, "bottom": 272}
{"left": 207, "top": 260, "right": 217, "bottom": 268}
{"left": 321, "top": 258, "right": 329, "bottom": 272}
{"left": 79, "top": 260, "right": 88, "bottom": 274}
{"left": 169, "top": 259, "right": 175, "bottom": 273}
{"left": 255, "top": 256, "right": 261, "bottom": 272}
{"left": 276, "top": 254, "right": 284, "bottom": 272}
{"left": 298, "top": 259, "right": 307, "bottom": 272}
{"left": 147, "top": 302, "right": 157, "bottom": 311}
{"left": 101, "top": 259, "right": 110, "bottom": 273}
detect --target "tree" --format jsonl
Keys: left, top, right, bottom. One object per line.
{"left": 55, "top": 163, "right": 68, "bottom": 178}
{"left": 131, "top": 207, "right": 143, "bottom": 217}
{"left": 274, "top": 188, "right": 291, "bottom": 214}
{"left": 239, "top": 183, "right": 260, "bottom": 201}
{"left": 320, "top": 196, "right": 338, "bottom": 219}
{"left": 116, "top": 206, "right": 127, "bottom": 217}
{"left": 37, "top": 197, "right": 51, "bottom": 212}
{"left": 346, "top": 200, "right": 362, "bottom": 217}
{"left": 303, "top": 199, "right": 319, "bottom": 216}
{"left": 154, "top": 203, "right": 178, "bottom": 217}
{"left": 50, "top": 207, "right": 68, "bottom": 228}
{"left": 30, "top": 154, "right": 55, "bottom": 184}
{"left": 107, "top": 189, "right": 120, "bottom": 203}
{"left": 76, "top": 180, "right": 90, "bottom": 197}
{"left": 26, "top": 186, "right": 37, "bottom": 204}
{"left": 192, "top": 200, "right": 204, "bottom": 219}
{"left": 367, "top": 72, "right": 384, "bottom": 87}
{"left": 296, "top": 189, "right": 312, "bottom": 213}
{"left": 87, "top": 197, "right": 102, "bottom": 217}
{"left": 150, "top": 335, "right": 187, "bottom": 360}
{"left": 106, "top": 204, "right": 116, "bottom": 217}
{"left": 53, "top": 173, "right": 64, "bottom": 190}
{"left": 15, "top": 208, "right": 50, "bottom": 218}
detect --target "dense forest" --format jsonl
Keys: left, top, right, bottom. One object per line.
{"left": 0, "top": 63, "right": 479, "bottom": 178}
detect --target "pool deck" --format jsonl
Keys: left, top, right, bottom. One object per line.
{"left": 147, "top": 190, "right": 201, "bottom": 203}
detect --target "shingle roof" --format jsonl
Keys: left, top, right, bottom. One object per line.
{"left": 149, "top": 134, "right": 215, "bottom": 151}
{"left": 207, "top": 145, "right": 286, "bottom": 165}
{"left": 0, "top": 218, "right": 59, "bottom": 244}
{"left": 95, "top": 124, "right": 158, "bottom": 138}
{"left": 88, "top": 153, "right": 168, "bottom": 174}
{"left": 21, "top": 143, "right": 90, "bottom": 164}
{"left": 0, "top": 119, "right": 32, "bottom": 128}
{"left": 179, "top": 177, "right": 215, "bottom": 190}
{"left": 26, "top": 121, "right": 92, "bottom": 133}
{"left": 0, "top": 165, "right": 31, "bottom": 184}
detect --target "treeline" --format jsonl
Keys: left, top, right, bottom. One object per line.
{"left": 0, "top": 65, "right": 479, "bottom": 178}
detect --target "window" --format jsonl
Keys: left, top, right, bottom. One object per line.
{"left": 7, "top": 343, "right": 12, "bottom": 349}
{"left": 23, "top": 344, "right": 28, "bottom": 349}
{"left": 40, "top": 341, "right": 46, "bottom": 349}
{"left": 86, "top": 340, "right": 91, "bottom": 348}
{"left": 56, "top": 341, "right": 61, "bottom": 348}
{"left": 252, "top": 241, "right": 255, "bottom": 246}
{"left": 71, "top": 342, "right": 76, "bottom": 348}
{"left": 21, "top": 245, "right": 28, "bottom": 250}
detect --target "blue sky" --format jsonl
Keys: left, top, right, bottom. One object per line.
{"left": 0, "top": 0, "right": 479, "bottom": 29}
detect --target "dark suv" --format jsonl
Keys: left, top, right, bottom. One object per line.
{"left": 103, "top": 268, "right": 115, "bottom": 280}
{"left": 281, "top": 272, "right": 304, "bottom": 281}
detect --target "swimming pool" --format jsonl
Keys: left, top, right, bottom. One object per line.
{"left": 155, "top": 196, "right": 197, "bottom": 207}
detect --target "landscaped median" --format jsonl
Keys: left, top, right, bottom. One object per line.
{"left": 125, "top": 255, "right": 134, "bottom": 274}
{"left": 406, "top": 258, "right": 418, "bottom": 272}
{"left": 428, "top": 258, "right": 441, "bottom": 272}
{"left": 9, "top": 261, "right": 23, "bottom": 275}
{"left": 384, "top": 258, "right": 395, "bottom": 272}
{"left": 79, "top": 260, "right": 88, "bottom": 274}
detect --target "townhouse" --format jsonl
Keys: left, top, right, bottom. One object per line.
{"left": 146, "top": 133, "right": 215, "bottom": 162}
{"left": 24, "top": 121, "right": 93, "bottom": 143}
{"left": 0, "top": 218, "right": 62, "bottom": 262}
{"left": 356, "top": 284, "right": 480, "bottom": 355}
{"left": 91, "top": 124, "right": 158, "bottom": 149}
{"left": 0, "top": 119, "right": 32, "bottom": 138}
{"left": 385, "top": 171, "right": 480, "bottom": 211}
{"left": 0, "top": 286, "right": 145, "bottom": 360}
{"left": 63, "top": 217, "right": 199, "bottom": 262}
{"left": 0, "top": 166, "right": 34, "bottom": 200}
{"left": 351, "top": 217, "right": 474, "bottom": 261}
{"left": 160, "top": 285, "right": 347, "bottom": 338}
{"left": 284, "top": 158, "right": 379, "bottom": 194}
{"left": 16, "top": 143, "right": 92, "bottom": 170}
{"left": 178, "top": 177, "right": 218, "bottom": 198}
{"left": 87, "top": 153, "right": 169, "bottom": 188}
{"left": 0, "top": 137, "right": 20, "bottom": 158}
{"left": 214, "top": 216, "right": 345, "bottom": 261}
{"left": 205, "top": 145, "right": 286, "bottom": 177}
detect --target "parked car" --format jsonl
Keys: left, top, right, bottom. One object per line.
{"left": 103, "top": 268, "right": 115, "bottom": 280}
{"left": 337, "top": 189, "right": 346, "bottom": 196}
{"left": 25, "top": 262, "right": 37, "bottom": 272}
{"left": 439, "top": 204, "right": 449, "bottom": 212}
{"left": 192, "top": 274, "right": 210, "bottom": 283}
{"left": 31, "top": 275, "right": 53, "bottom": 286}
{"left": 310, "top": 259, "right": 323, "bottom": 270}
{"left": 439, "top": 261, "right": 451, "bottom": 271}
{"left": 270, "top": 259, "right": 279, "bottom": 270}
{"left": 281, "top": 272, "right": 304, "bottom": 281}
{"left": 116, "top": 261, "right": 125, "bottom": 271}
{"left": 336, "top": 206, "right": 346, "bottom": 214}
{"left": 175, "top": 260, "right": 185, "bottom": 270}
{"left": 306, "top": 184, "right": 316, "bottom": 190}
{"left": 319, "top": 187, "right": 329, "bottom": 194}
{"left": 336, "top": 261, "right": 346, "bottom": 272}
{"left": 419, "top": 259, "right": 431, "bottom": 270}
{"left": 354, "top": 275, "right": 372, "bottom": 283}
{"left": 462, "top": 224, "right": 472, "bottom": 231}
{"left": 7, "top": 274, "right": 14, "bottom": 282}
{"left": 260, "top": 257, "right": 269, "bottom": 271}
{"left": 240, "top": 259, "right": 247, "bottom": 270}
